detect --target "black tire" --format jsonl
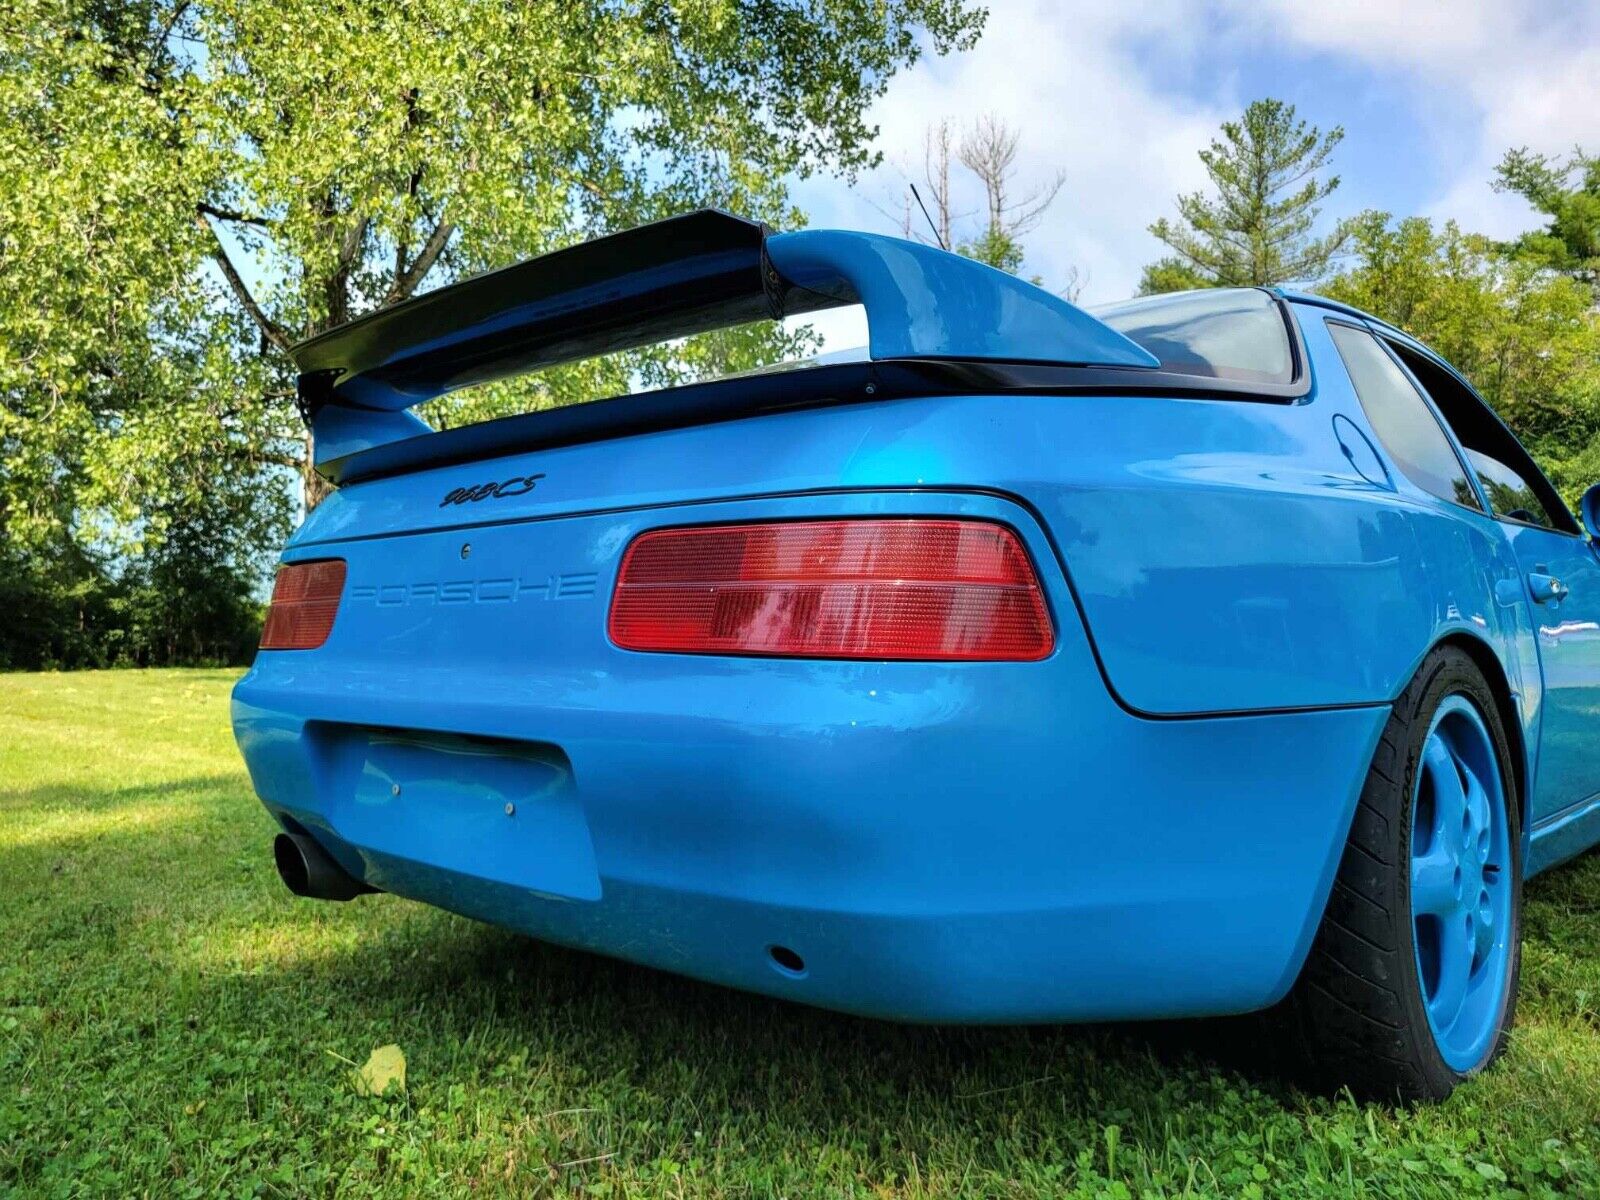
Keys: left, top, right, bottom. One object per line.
{"left": 1286, "top": 644, "right": 1523, "bottom": 1102}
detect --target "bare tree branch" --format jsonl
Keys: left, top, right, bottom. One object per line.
{"left": 924, "top": 120, "right": 956, "bottom": 249}
{"left": 959, "top": 114, "right": 1064, "bottom": 237}
{"left": 959, "top": 113, "right": 1016, "bottom": 232}
{"left": 194, "top": 211, "right": 292, "bottom": 354}
{"left": 1006, "top": 171, "right": 1066, "bottom": 236}
{"left": 863, "top": 190, "right": 921, "bottom": 241}
{"left": 555, "top": 170, "right": 617, "bottom": 204}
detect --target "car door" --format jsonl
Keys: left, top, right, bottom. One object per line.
{"left": 1472, "top": 463, "right": 1600, "bottom": 825}
{"left": 1385, "top": 335, "right": 1600, "bottom": 826}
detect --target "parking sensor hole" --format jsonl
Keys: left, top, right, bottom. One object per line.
{"left": 768, "top": 945, "right": 806, "bottom": 976}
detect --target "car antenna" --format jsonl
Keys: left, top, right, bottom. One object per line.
{"left": 909, "top": 184, "right": 947, "bottom": 251}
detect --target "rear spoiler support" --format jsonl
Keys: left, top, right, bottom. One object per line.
{"left": 290, "top": 210, "right": 1158, "bottom": 470}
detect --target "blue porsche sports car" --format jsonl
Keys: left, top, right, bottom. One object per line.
{"left": 233, "top": 211, "right": 1600, "bottom": 1101}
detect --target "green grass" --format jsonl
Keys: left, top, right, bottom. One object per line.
{"left": 4, "top": 670, "right": 1600, "bottom": 1198}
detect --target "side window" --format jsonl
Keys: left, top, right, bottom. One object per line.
{"left": 1386, "top": 338, "right": 1577, "bottom": 534}
{"left": 1327, "top": 322, "right": 1481, "bottom": 511}
{"left": 1465, "top": 449, "right": 1556, "bottom": 529}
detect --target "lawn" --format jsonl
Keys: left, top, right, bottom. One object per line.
{"left": 3, "top": 670, "right": 1600, "bottom": 1197}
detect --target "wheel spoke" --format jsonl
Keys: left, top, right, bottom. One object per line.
{"left": 1428, "top": 913, "right": 1475, "bottom": 1031}
{"left": 1423, "top": 738, "right": 1467, "bottom": 852}
{"left": 1474, "top": 897, "right": 1495, "bottom": 961}
{"left": 1461, "top": 763, "right": 1493, "bottom": 861}
{"left": 1411, "top": 848, "right": 1459, "bottom": 917}
{"left": 1461, "top": 761, "right": 1490, "bottom": 826}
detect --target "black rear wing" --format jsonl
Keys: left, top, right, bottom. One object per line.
{"left": 292, "top": 209, "right": 1159, "bottom": 478}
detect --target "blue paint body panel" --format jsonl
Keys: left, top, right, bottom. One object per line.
{"left": 234, "top": 242, "right": 1600, "bottom": 1023}
{"left": 236, "top": 488, "right": 1387, "bottom": 1020}
{"left": 764, "top": 230, "right": 1159, "bottom": 369}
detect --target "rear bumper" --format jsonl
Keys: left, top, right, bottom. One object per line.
{"left": 233, "top": 656, "right": 1386, "bottom": 1023}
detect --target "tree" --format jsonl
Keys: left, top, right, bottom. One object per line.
{"left": 888, "top": 115, "right": 1075, "bottom": 293}
{"left": 955, "top": 114, "right": 1065, "bottom": 277}
{"left": 1494, "top": 147, "right": 1600, "bottom": 295}
{"left": 1321, "top": 211, "right": 1600, "bottom": 501}
{"left": 1141, "top": 98, "right": 1349, "bottom": 293}
{"left": 2, "top": 0, "right": 985, "bottom": 550}
{"left": 112, "top": 501, "right": 267, "bottom": 667}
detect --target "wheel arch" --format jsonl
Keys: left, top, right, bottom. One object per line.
{"left": 1430, "top": 631, "right": 1530, "bottom": 836}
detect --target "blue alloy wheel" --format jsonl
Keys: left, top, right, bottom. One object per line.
{"left": 1409, "top": 695, "right": 1513, "bottom": 1072}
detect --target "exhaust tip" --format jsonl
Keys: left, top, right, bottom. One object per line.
{"left": 272, "top": 833, "right": 312, "bottom": 895}
{"left": 272, "top": 832, "right": 372, "bottom": 902}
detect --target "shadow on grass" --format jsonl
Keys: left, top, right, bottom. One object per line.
{"left": 206, "top": 838, "right": 1599, "bottom": 1119}
{"left": 0, "top": 773, "right": 243, "bottom": 812}
{"left": 1, "top": 775, "right": 261, "bottom": 960}
{"left": 219, "top": 896, "right": 1314, "bottom": 1124}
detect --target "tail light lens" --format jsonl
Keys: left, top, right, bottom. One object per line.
{"left": 260, "top": 559, "right": 347, "bottom": 650}
{"left": 609, "top": 519, "right": 1053, "bottom": 661}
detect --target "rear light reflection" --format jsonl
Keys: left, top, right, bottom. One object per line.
{"left": 609, "top": 519, "right": 1053, "bottom": 661}
{"left": 260, "top": 559, "right": 346, "bottom": 650}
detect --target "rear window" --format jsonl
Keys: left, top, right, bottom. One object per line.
{"left": 1092, "top": 288, "right": 1295, "bottom": 384}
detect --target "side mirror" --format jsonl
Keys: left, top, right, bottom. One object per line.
{"left": 1582, "top": 483, "right": 1600, "bottom": 541}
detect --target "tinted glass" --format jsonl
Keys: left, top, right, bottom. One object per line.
{"left": 1093, "top": 289, "right": 1294, "bottom": 383}
{"left": 1328, "top": 323, "right": 1480, "bottom": 510}
{"left": 1465, "top": 448, "right": 1557, "bottom": 528}
{"left": 1384, "top": 338, "right": 1577, "bottom": 534}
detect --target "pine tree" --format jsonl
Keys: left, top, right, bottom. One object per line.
{"left": 1494, "top": 147, "right": 1600, "bottom": 295}
{"left": 1141, "top": 99, "right": 1349, "bottom": 293}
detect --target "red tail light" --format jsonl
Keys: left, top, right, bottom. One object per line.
{"left": 260, "top": 559, "right": 346, "bottom": 650}
{"left": 609, "top": 519, "right": 1053, "bottom": 661}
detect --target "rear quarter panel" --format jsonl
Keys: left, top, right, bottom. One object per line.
{"left": 1033, "top": 307, "right": 1538, "bottom": 722}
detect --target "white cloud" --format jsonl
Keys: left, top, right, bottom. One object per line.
{"left": 1213, "top": 0, "right": 1600, "bottom": 237}
{"left": 792, "top": 0, "right": 1234, "bottom": 309}
{"left": 789, "top": 0, "right": 1597, "bottom": 350}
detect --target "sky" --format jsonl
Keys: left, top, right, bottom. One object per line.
{"left": 786, "top": 0, "right": 1600, "bottom": 349}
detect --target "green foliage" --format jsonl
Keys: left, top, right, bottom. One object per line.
{"left": 2, "top": 0, "right": 979, "bottom": 661}
{"left": 0, "top": 536, "right": 121, "bottom": 671}
{"left": 2, "top": 0, "right": 983, "bottom": 519}
{"left": 1142, "top": 99, "right": 1349, "bottom": 293}
{"left": 8, "top": 669, "right": 1600, "bottom": 1195}
{"left": 956, "top": 227, "right": 1024, "bottom": 275}
{"left": 1137, "top": 257, "right": 1212, "bottom": 295}
{"left": 0, "top": 510, "right": 265, "bottom": 671}
{"left": 1321, "top": 211, "right": 1600, "bottom": 501}
{"left": 110, "top": 503, "right": 270, "bottom": 667}
{"left": 0, "top": 0, "right": 247, "bottom": 549}
{"left": 1495, "top": 148, "right": 1600, "bottom": 293}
